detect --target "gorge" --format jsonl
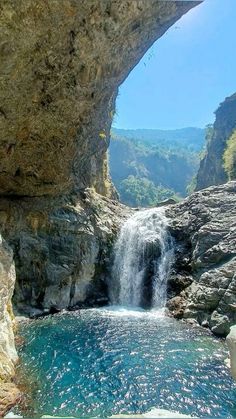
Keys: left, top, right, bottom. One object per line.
{"left": 1, "top": 0, "right": 236, "bottom": 417}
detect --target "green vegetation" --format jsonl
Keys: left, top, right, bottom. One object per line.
{"left": 186, "top": 175, "right": 197, "bottom": 195}
{"left": 223, "top": 129, "right": 236, "bottom": 180}
{"left": 119, "top": 176, "right": 178, "bottom": 207}
{"left": 109, "top": 128, "right": 205, "bottom": 207}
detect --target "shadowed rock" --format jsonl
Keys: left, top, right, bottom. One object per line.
{"left": 0, "top": 0, "right": 200, "bottom": 197}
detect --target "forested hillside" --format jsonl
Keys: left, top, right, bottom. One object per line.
{"left": 109, "top": 128, "right": 205, "bottom": 207}
{"left": 112, "top": 128, "right": 205, "bottom": 150}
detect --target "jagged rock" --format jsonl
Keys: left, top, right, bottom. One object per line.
{"left": 0, "top": 382, "right": 21, "bottom": 417}
{"left": 226, "top": 325, "right": 236, "bottom": 381}
{"left": 166, "top": 296, "right": 187, "bottom": 319}
{"left": 0, "top": 236, "right": 20, "bottom": 416}
{"left": 209, "top": 311, "right": 230, "bottom": 336}
{"left": 0, "top": 189, "right": 131, "bottom": 312}
{"left": 0, "top": 237, "right": 18, "bottom": 379}
{"left": 156, "top": 198, "right": 177, "bottom": 207}
{"left": 166, "top": 181, "right": 236, "bottom": 336}
{"left": 196, "top": 92, "right": 236, "bottom": 190}
{"left": 167, "top": 274, "right": 193, "bottom": 299}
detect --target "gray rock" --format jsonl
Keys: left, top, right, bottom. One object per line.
{"left": 0, "top": 190, "right": 131, "bottom": 313}
{"left": 210, "top": 311, "right": 230, "bottom": 336}
{"left": 226, "top": 325, "right": 236, "bottom": 380}
{"left": 166, "top": 181, "right": 236, "bottom": 336}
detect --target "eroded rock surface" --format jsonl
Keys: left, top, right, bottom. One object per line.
{"left": 0, "top": 236, "right": 20, "bottom": 416}
{"left": 0, "top": 0, "right": 200, "bottom": 197}
{"left": 0, "top": 190, "right": 131, "bottom": 315}
{"left": 226, "top": 325, "right": 236, "bottom": 380}
{"left": 196, "top": 93, "right": 236, "bottom": 190}
{"left": 166, "top": 181, "right": 236, "bottom": 336}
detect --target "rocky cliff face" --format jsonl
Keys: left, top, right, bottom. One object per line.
{"left": 166, "top": 181, "right": 236, "bottom": 337}
{"left": 0, "top": 190, "right": 130, "bottom": 315}
{"left": 0, "top": 2, "right": 201, "bottom": 412}
{"left": 0, "top": 0, "right": 199, "bottom": 198}
{"left": 0, "top": 236, "right": 20, "bottom": 416}
{"left": 196, "top": 93, "right": 236, "bottom": 190}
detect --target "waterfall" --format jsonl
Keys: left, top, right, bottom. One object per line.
{"left": 110, "top": 208, "right": 174, "bottom": 309}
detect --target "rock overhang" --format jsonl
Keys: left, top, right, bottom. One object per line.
{"left": 0, "top": 0, "right": 201, "bottom": 197}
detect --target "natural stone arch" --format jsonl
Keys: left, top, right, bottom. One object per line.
{"left": 0, "top": 0, "right": 200, "bottom": 197}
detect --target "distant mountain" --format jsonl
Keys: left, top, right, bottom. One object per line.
{"left": 108, "top": 127, "right": 205, "bottom": 207}
{"left": 112, "top": 127, "right": 205, "bottom": 151}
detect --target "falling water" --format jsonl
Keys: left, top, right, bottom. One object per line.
{"left": 111, "top": 208, "right": 174, "bottom": 309}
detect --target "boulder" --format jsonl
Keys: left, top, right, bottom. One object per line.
{"left": 226, "top": 325, "right": 236, "bottom": 380}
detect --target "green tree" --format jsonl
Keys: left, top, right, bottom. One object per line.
{"left": 119, "top": 176, "right": 177, "bottom": 207}
{"left": 223, "top": 130, "right": 236, "bottom": 180}
{"left": 186, "top": 175, "right": 197, "bottom": 195}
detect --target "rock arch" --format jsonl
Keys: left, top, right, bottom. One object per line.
{"left": 0, "top": 0, "right": 200, "bottom": 197}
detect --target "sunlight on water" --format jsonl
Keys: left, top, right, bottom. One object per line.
{"left": 16, "top": 308, "right": 236, "bottom": 418}
{"left": 98, "top": 306, "right": 166, "bottom": 319}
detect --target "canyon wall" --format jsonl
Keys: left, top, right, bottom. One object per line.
{"left": 0, "top": 0, "right": 200, "bottom": 311}
{"left": 0, "top": 191, "right": 130, "bottom": 315}
{"left": 167, "top": 181, "right": 236, "bottom": 337}
{"left": 196, "top": 93, "right": 236, "bottom": 190}
{"left": 0, "top": 236, "right": 20, "bottom": 416}
{"left": 0, "top": 1, "right": 200, "bottom": 412}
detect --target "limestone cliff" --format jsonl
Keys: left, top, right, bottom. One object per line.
{"left": 166, "top": 181, "right": 236, "bottom": 337}
{"left": 196, "top": 93, "right": 236, "bottom": 190}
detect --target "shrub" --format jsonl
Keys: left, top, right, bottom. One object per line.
{"left": 223, "top": 130, "right": 236, "bottom": 180}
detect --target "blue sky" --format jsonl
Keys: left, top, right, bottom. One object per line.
{"left": 113, "top": 0, "right": 236, "bottom": 130}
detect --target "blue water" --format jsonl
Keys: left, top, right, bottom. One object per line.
{"left": 16, "top": 307, "right": 236, "bottom": 418}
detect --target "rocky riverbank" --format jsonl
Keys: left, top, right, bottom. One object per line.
{"left": 166, "top": 181, "right": 236, "bottom": 336}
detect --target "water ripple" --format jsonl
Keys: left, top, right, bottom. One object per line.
{"left": 16, "top": 308, "right": 236, "bottom": 418}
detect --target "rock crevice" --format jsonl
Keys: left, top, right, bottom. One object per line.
{"left": 166, "top": 181, "right": 236, "bottom": 336}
